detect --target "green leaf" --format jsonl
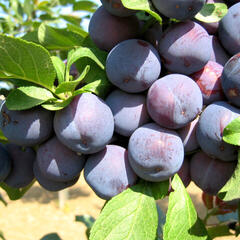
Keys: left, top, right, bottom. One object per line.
{"left": 38, "top": 24, "right": 85, "bottom": 50}
{"left": 55, "top": 65, "right": 90, "bottom": 94}
{"left": 23, "top": 0, "right": 34, "bottom": 17}
{"left": 66, "top": 24, "right": 88, "bottom": 37}
{"left": 0, "top": 180, "right": 34, "bottom": 200}
{"left": 40, "top": 233, "right": 62, "bottom": 240}
{"left": 121, "top": 0, "right": 162, "bottom": 23}
{"left": 41, "top": 97, "right": 73, "bottom": 111}
{"left": 0, "top": 34, "right": 56, "bottom": 91}
{"left": 195, "top": 3, "right": 228, "bottom": 23}
{"left": 148, "top": 180, "right": 169, "bottom": 200}
{"left": 51, "top": 56, "right": 66, "bottom": 85}
{"left": 73, "top": 1, "right": 98, "bottom": 13}
{"left": 163, "top": 174, "right": 209, "bottom": 240}
{"left": 90, "top": 181, "right": 158, "bottom": 240}
{"left": 218, "top": 150, "right": 240, "bottom": 201}
{"left": 207, "top": 224, "right": 233, "bottom": 239}
{"left": 6, "top": 86, "right": 56, "bottom": 110}
{"left": 74, "top": 73, "right": 111, "bottom": 98}
{"left": 0, "top": 128, "right": 7, "bottom": 143}
{"left": 21, "top": 31, "right": 40, "bottom": 44}
{"left": 67, "top": 46, "right": 106, "bottom": 71}
{"left": 60, "top": 14, "right": 82, "bottom": 26}
{"left": 76, "top": 214, "right": 96, "bottom": 227}
{"left": 0, "top": 230, "right": 6, "bottom": 240}
{"left": 223, "top": 117, "right": 240, "bottom": 146}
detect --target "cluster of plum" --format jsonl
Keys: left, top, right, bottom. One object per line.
{"left": 0, "top": 0, "right": 240, "bottom": 202}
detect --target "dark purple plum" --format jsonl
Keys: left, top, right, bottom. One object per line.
{"left": 106, "top": 39, "right": 161, "bottom": 93}
{"left": 221, "top": 53, "right": 240, "bottom": 107}
{"left": 177, "top": 158, "right": 191, "bottom": 188}
{"left": 0, "top": 103, "right": 53, "bottom": 147}
{"left": 218, "top": 3, "right": 240, "bottom": 55}
{"left": 105, "top": 89, "right": 150, "bottom": 137}
{"left": 191, "top": 61, "right": 225, "bottom": 105}
{"left": 36, "top": 137, "right": 85, "bottom": 182}
{"left": 4, "top": 144, "right": 35, "bottom": 188}
{"left": 89, "top": 6, "right": 140, "bottom": 51}
{"left": 147, "top": 74, "right": 203, "bottom": 129}
{"left": 143, "top": 22, "right": 162, "bottom": 49}
{"left": 84, "top": 145, "right": 137, "bottom": 200}
{"left": 33, "top": 161, "right": 79, "bottom": 192}
{"left": 0, "top": 144, "right": 11, "bottom": 181}
{"left": 190, "top": 151, "right": 236, "bottom": 195}
{"left": 128, "top": 123, "right": 184, "bottom": 182}
{"left": 152, "top": 0, "right": 206, "bottom": 20}
{"left": 196, "top": 101, "right": 240, "bottom": 161}
{"left": 209, "top": 35, "right": 229, "bottom": 66}
{"left": 159, "top": 21, "right": 211, "bottom": 74}
{"left": 177, "top": 117, "right": 199, "bottom": 153}
{"left": 54, "top": 93, "right": 114, "bottom": 154}
{"left": 100, "top": 0, "right": 136, "bottom": 17}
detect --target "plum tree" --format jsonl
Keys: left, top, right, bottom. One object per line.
{"left": 33, "top": 161, "right": 80, "bottom": 192}
{"left": 54, "top": 93, "right": 114, "bottom": 154}
{"left": 3, "top": 144, "right": 35, "bottom": 188}
{"left": 191, "top": 61, "right": 225, "bottom": 105}
{"left": 159, "top": 21, "right": 211, "bottom": 74}
{"left": 88, "top": 6, "right": 140, "bottom": 51}
{"left": 84, "top": 145, "right": 137, "bottom": 200}
{"left": 151, "top": 0, "right": 206, "bottom": 20}
{"left": 147, "top": 74, "right": 203, "bottom": 129}
{"left": 196, "top": 101, "right": 240, "bottom": 161}
{"left": 218, "top": 3, "right": 240, "bottom": 55}
{"left": 100, "top": 0, "right": 136, "bottom": 17}
{"left": 190, "top": 151, "right": 236, "bottom": 195}
{"left": 128, "top": 123, "right": 184, "bottom": 182}
{"left": 0, "top": 144, "right": 11, "bottom": 182}
{"left": 0, "top": 103, "right": 53, "bottom": 147}
{"left": 221, "top": 53, "right": 240, "bottom": 107}
{"left": 105, "top": 89, "right": 150, "bottom": 137}
{"left": 106, "top": 39, "right": 161, "bottom": 93}
{"left": 36, "top": 137, "right": 85, "bottom": 182}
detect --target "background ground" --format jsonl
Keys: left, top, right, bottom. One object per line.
{"left": 0, "top": 176, "right": 238, "bottom": 240}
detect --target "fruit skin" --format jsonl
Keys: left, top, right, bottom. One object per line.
{"left": 88, "top": 6, "right": 140, "bottom": 52}
{"left": 105, "top": 89, "right": 150, "bottom": 137}
{"left": 33, "top": 161, "right": 79, "bottom": 192}
{"left": 106, "top": 39, "right": 161, "bottom": 93}
{"left": 209, "top": 35, "right": 229, "bottom": 66}
{"left": 84, "top": 145, "right": 137, "bottom": 200}
{"left": 191, "top": 61, "right": 225, "bottom": 105}
{"left": 147, "top": 74, "right": 202, "bottom": 129}
{"left": 218, "top": 3, "right": 240, "bottom": 55}
{"left": 54, "top": 93, "right": 114, "bottom": 154}
{"left": 159, "top": 21, "right": 211, "bottom": 75}
{"left": 128, "top": 123, "right": 184, "bottom": 182}
{"left": 0, "top": 103, "right": 53, "bottom": 147}
{"left": 177, "top": 117, "right": 199, "bottom": 153}
{"left": 177, "top": 158, "right": 191, "bottom": 188}
{"left": 100, "top": 0, "right": 136, "bottom": 17}
{"left": 0, "top": 144, "right": 11, "bottom": 182}
{"left": 196, "top": 101, "right": 240, "bottom": 161}
{"left": 152, "top": 0, "right": 206, "bottom": 20}
{"left": 4, "top": 144, "right": 35, "bottom": 188}
{"left": 190, "top": 151, "right": 236, "bottom": 196}
{"left": 36, "top": 137, "right": 85, "bottom": 182}
{"left": 221, "top": 53, "right": 240, "bottom": 107}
